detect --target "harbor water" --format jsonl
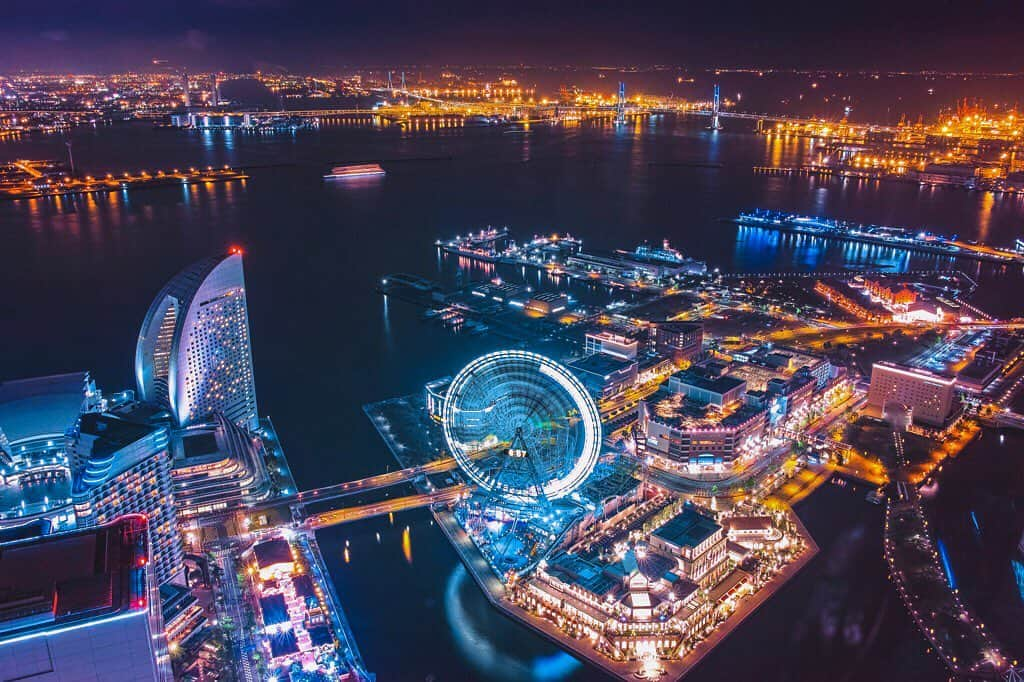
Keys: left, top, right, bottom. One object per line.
{"left": 2, "top": 114, "right": 1024, "bottom": 680}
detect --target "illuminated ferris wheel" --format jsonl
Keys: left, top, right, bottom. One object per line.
{"left": 442, "top": 350, "right": 602, "bottom": 505}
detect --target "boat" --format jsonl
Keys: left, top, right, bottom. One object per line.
{"left": 633, "top": 240, "right": 689, "bottom": 265}
{"left": 464, "top": 115, "right": 503, "bottom": 127}
{"left": 324, "top": 163, "right": 385, "bottom": 179}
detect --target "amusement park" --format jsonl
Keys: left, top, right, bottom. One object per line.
{"left": 367, "top": 345, "right": 822, "bottom": 680}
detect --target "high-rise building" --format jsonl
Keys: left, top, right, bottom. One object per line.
{"left": 70, "top": 412, "right": 183, "bottom": 585}
{"left": 170, "top": 412, "right": 274, "bottom": 520}
{"left": 135, "top": 252, "right": 258, "bottom": 430}
{"left": 0, "top": 515, "right": 170, "bottom": 681}
{"left": 866, "top": 362, "right": 958, "bottom": 428}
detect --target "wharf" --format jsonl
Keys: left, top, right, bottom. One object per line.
{"left": 298, "top": 533, "right": 374, "bottom": 680}
{"left": 884, "top": 487, "right": 1007, "bottom": 678}
{"left": 733, "top": 211, "right": 1024, "bottom": 265}
{"left": 0, "top": 165, "right": 248, "bottom": 200}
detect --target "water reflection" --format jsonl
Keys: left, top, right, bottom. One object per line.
{"left": 977, "top": 190, "right": 994, "bottom": 243}
{"left": 444, "top": 564, "right": 582, "bottom": 681}
{"left": 402, "top": 525, "right": 413, "bottom": 564}
{"left": 733, "top": 225, "right": 928, "bottom": 273}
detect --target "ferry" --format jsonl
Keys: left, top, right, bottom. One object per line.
{"left": 324, "top": 163, "right": 385, "bottom": 179}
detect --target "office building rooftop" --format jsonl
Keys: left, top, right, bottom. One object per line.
{"left": 0, "top": 515, "right": 150, "bottom": 641}
{"left": 569, "top": 353, "right": 636, "bottom": 377}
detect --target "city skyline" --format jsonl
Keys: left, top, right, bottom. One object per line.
{"left": 4, "top": 6, "right": 1024, "bottom": 680}
{"left": 3, "top": 0, "right": 1024, "bottom": 72}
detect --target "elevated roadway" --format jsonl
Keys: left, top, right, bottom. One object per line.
{"left": 304, "top": 485, "right": 468, "bottom": 529}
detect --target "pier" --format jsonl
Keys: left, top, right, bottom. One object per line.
{"left": 734, "top": 210, "right": 1024, "bottom": 265}
{"left": 884, "top": 486, "right": 1008, "bottom": 678}
{"left": 0, "top": 161, "right": 248, "bottom": 200}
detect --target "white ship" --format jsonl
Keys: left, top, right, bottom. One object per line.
{"left": 324, "top": 163, "right": 385, "bottom": 179}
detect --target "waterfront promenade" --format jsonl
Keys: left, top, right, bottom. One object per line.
{"left": 432, "top": 494, "right": 820, "bottom": 681}
{"left": 884, "top": 486, "right": 1007, "bottom": 679}
{"left": 367, "top": 395, "right": 822, "bottom": 680}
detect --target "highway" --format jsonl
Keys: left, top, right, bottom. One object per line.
{"left": 303, "top": 485, "right": 468, "bottom": 530}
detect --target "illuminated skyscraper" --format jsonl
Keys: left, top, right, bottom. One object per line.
{"left": 70, "top": 411, "right": 183, "bottom": 586}
{"left": 135, "top": 252, "right": 258, "bottom": 430}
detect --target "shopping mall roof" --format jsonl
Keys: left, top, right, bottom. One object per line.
{"left": 258, "top": 594, "right": 289, "bottom": 626}
{"left": 672, "top": 370, "right": 745, "bottom": 396}
{"left": 268, "top": 630, "right": 298, "bottom": 658}
{"left": 652, "top": 507, "right": 721, "bottom": 550}
{"left": 569, "top": 353, "right": 635, "bottom": 377}
{"left": 253, "top": 539, "right": 293, "bottom": 570}
{"left": 0, "top": 372, "right": 89, "bottom": 444}
{"left": 647, "top": 387, "right": 765, "bottom": 430}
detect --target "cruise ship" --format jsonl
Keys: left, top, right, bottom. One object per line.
{"left": 631, "top": 240, "right": 691, "bottom": 265}
{"left": 323, "top": 163, "right": 385, "bottom": 179}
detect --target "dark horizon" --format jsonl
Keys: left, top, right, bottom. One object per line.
{"left": 4, "top": 0, "right": 1024, "bottom": 73}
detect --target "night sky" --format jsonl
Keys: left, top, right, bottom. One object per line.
{"left": 4, "top": 0, "right": 1024, "bottom": 72}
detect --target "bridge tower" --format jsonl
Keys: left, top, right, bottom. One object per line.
{"left": 182, "top": 70, "right": 192, "bottom": 111}
{"left": 386, "top": 71, "right": 394, "bottom": 92}
{"left": 710, "top": 83, "right": 723, "bottom": 130}
{"left": 65, "top": 140, "right": 75, "bottom": 178}
{"left": 400, "top": 71, "right": 406, "bottom": 91}
{"left": 615, "top": 81, "right": 626, "bottom": 126}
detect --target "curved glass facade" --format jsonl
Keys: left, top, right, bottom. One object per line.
{"left": 135, "top": 254, "right": 258, "bottom": 429}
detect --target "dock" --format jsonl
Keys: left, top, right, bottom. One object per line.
{"left": 0, "top": 161, "right": 248, "bottom": 200}
{"left": 733, "top": 210, "right": 1024, "bottom": 266}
